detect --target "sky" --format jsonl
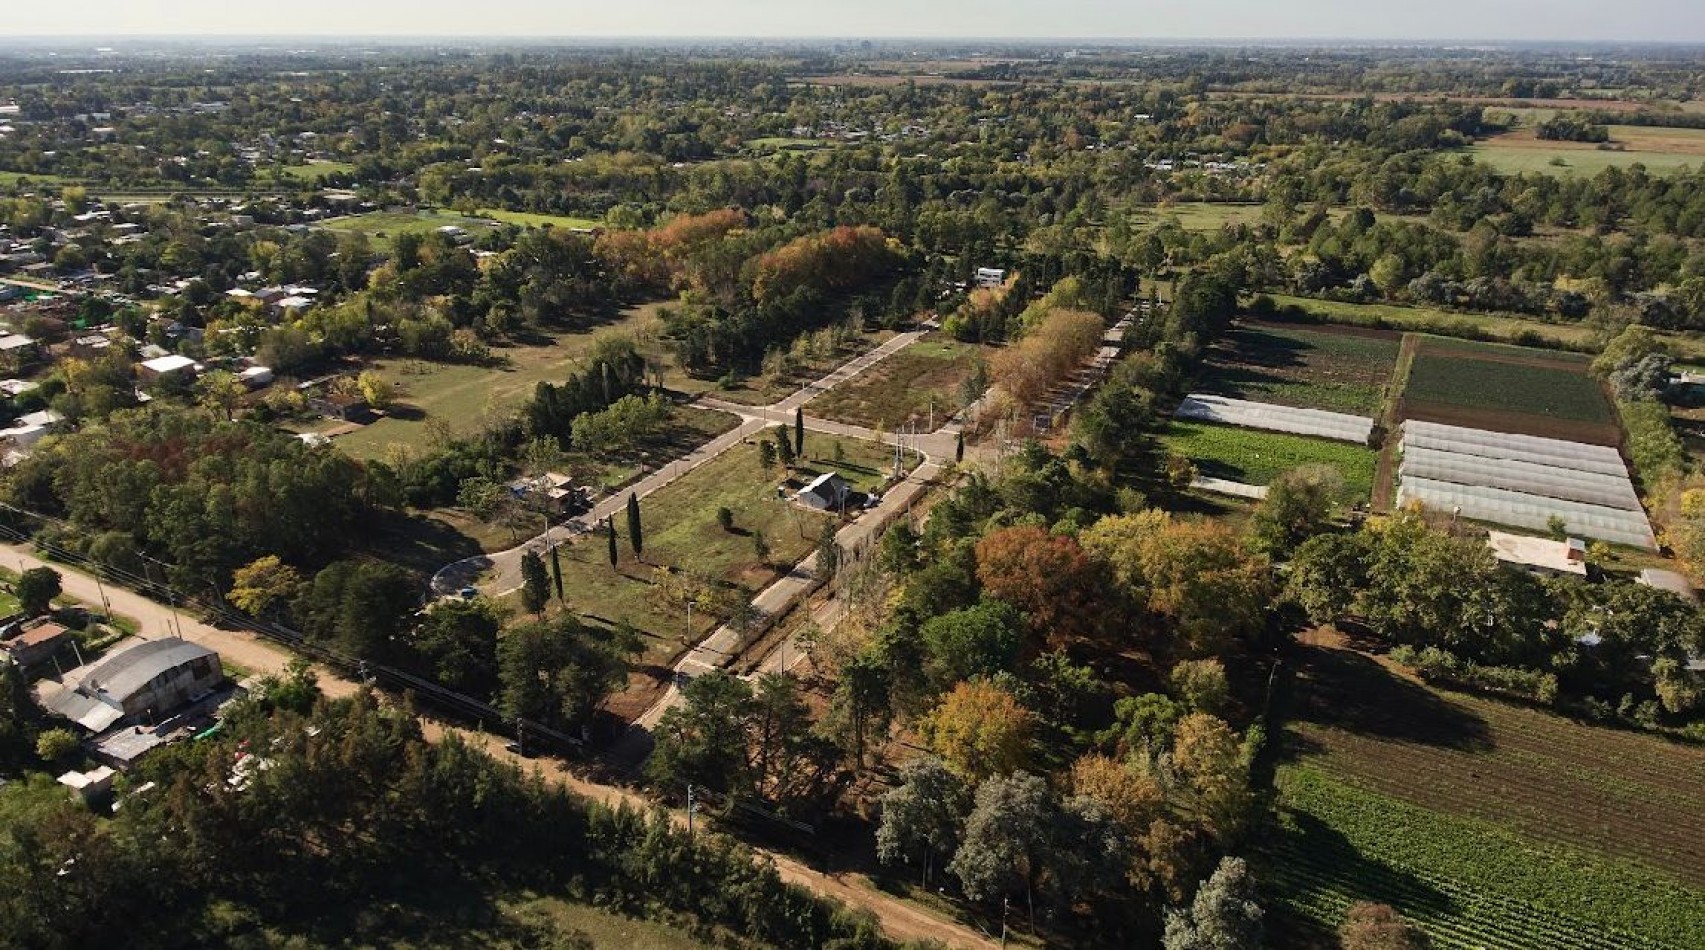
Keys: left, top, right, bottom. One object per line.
{"left": 9, "top": 0, "right": 1705, "bottom": 44}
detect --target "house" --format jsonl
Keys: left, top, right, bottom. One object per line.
{"left": 1487, "top": 530, "right": 1588, "bottom": 578}
{"left": 37, "top": 638, "right": 224, "bottom": 734}
{"left": 310, "top": 390, "right": 370, "bottom": 422}
{"left": 0, "top": 408, "right": 65, "bottom": 455}
{"left": 0, "top": 333, "right": 40, "bottom": 368}
{"left": 796, "top": 471, "right": 853, "bottom": 512}
{"left": 58, "top": 765, "right": 116, "bottom": 805}
{"left": 138, "top": 353, "right": 199, "bottom": 383}
{"left": 507, "top": 471, "right": 583, "bottom": 515}
{"left": 973, "top": 267, "right": 1007, "bottom": 289}
{"left": 1, "top": 621, "right": 70, "bottom": 669}
{"left": 238, "top": 365, "right": 274, "bottom": 389}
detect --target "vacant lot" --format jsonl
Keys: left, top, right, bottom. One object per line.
{"left": 1163, "top": 421, "right": 1376, "bottom": 501}
{"left": 1470, "top": 125, "right": 1705, "bottom": 177}
{"left": 809, "top": 334, "right": 987, "bottom": 429}
{"left": 706, "top": 328, "right": 898, "bottom": 406}
{"left": 541, "top": 436, "right": 907, "bottom": 670}
{"left": 477, "top": 208, "right": 604, "bottom": 229}
{"left": 320, "top": 209, "right": 497, "bottom": 251}
{"left": 1401, "top": 339, "right": 1620, "bottom": 444}
{"left": 1200, "top": 322, "right": 1400, "bottom": 415}
{"left": 276, "top": 160, "right": 357, "bottom": 182}
{"left": 1259, "top": 635, "right": 1705, "bottom": 949}
{"left": 330, "top": 304, "right": 671, "bottom": 461}
{"left": 1129, "top": 202, "right": 1267, "bottom": 231}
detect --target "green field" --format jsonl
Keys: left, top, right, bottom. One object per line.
{"left": 320, "top": 209, "right": 497, "bottom": 250}
{"left": 809, "top": 334, "right": 986, "bottom": 429}
{"left": 1260, "top": 638, "right": 1705, "bottom": 949}
{"left": 0, "top": 170, "right": 72, "bottom": 189}
{"left": 1405, "top": 352, "right": 1614, "bottom": 424}
{"left": 1202, "top": 324, "right": 1400, "bottom": 415}
{"left": 1163, "top": 420, "right": 1376, "bottom": 500}
{"left": 477, "top": 208, "right": 604, "bottom": 229}
{"left": 1468, "top": 143, "right": 1701, "bottom": 176}
{"left": 276, "top": 160, "right": 357, "bottom": 182}
{"left": 329, "top": 307, "right": 669, "bottom": 461}
{"left": 539, "top": 436, "right": 907, "bottom": 665}
{"left": 1130, "top": 202, "right": 1267, "bottom": 231}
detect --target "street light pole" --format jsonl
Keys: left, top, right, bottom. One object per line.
{"left": 685, "top": 598, "right": 695, "bottom": 645}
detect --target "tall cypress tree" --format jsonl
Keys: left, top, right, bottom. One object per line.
{"left": 956, "top": 431, "right": 965, "bottom": 464}
{"left": 549, "top": 542, "right": 565, "bottom": 600}
{"left": 520, "top": 550, "right": 549, "bottom": 616}
{"left": 607, "top": 517, "right": 619, "bottom": 568}
{"left": 626, "top": 493, "right": 644, "bottom": 559}
{"left": 795, "top": 406, "right": 805, "bottom": 460}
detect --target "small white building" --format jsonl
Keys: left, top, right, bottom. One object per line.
{"left": 796, "top": 472, "right": 852, "bottom": 512}
{"left": 1487, "top": 530, "right": 1588, "bottom": 578}
{"left": 138, "top": 354, "right": 199, "bottom": 382}
{"left": 973, "top": 267, "right": 1007, "bottom": 290}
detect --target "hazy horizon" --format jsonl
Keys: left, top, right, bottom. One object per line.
{"left": 9, "top": 1, "right": 1705, "bottom": 45}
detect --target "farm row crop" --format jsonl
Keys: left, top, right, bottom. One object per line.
{"left": 1404, "top": 352, "right": 1614, "bottom": 425}
{"left": 1164, "top": 420, "right": 1376, "bottom": 500}
{"left": 1261, "top": 765, "right": 1705, "bottom": 949}
{"left": 1200, "top": 323, "right": 1401, "bottom": 415}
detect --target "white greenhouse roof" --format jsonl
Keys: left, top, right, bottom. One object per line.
{"left": 1176, "top": 394, "right": 1373, "bottom": 444}
{"left": 1401, "top": 420, "right": 1627, "bottom": 478}
{"left": 1398, "top": 476, "right": 1657, "bottom": 551}
{"left": 1399, "top": 444, "right": 1642, "bottom": 512}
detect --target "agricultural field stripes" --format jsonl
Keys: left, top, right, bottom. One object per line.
{"left": 1199, "top": 322, "right": 1402, "bottom": 415}
{"left": 1175, "top": 394, "right": 1375, "bottom": 444}
{"left": 1400, "top": 337, "right": 1620, "bottom": 445}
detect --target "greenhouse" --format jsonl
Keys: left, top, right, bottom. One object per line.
{"left": 1175, "top": 394, "right": 1373, "bottom": 444}
{"left": 1398, "top": 476, "right": 1657, "bottom": 550}
{"left": 1401, "top": 420, "right": 1627, "bottom": 478}
{"left": 1399, "top": 444, "right": 1642, "bottom": 512}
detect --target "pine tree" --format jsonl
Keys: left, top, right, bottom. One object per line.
{"left": 773, "top": 425, "right": 796, "bottom": 468}
{"left": 1163, "top": 856, "right": 1264, "bottom": 950}
{"left": 520, "top": 550, "right": 549, "bottom": 616}
{"left": 626, "top": 493, "right": 644, "bottom": 559}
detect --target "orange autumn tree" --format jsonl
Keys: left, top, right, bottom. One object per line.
{"left": 974, "top": 524, "right": 1105, "bottom": 646}
{"left": 750, "top": 225, "right": 899, "bottom": 305}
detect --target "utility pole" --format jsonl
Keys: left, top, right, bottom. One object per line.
{"left": 686, "top": 784, "right": 696, "bottom": 838}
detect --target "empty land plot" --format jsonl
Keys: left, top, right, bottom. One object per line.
{"left": 276, "top": 159, "right": 357, "bottom": 182}
{"left": 1129, "top": 202, "right": 1266, "bottom": 231}
{"left": 808, "top": 334, "right": 987, "bottom": 429}
{"left": 1199, "top": 322, "right": 1400, "bottom": 415}
{"left": 1469, "top": 125, "right": 1705, "bottom": 177}
{"left": 1258, "top": 638, "right": 1705, "bottom": 949}
{"left": 319, "top": 209, "right": 497, "bottom": 251}
{"left": 476, "top": 208, "right": 604, "bottom": 229}
{"left": 543, "top": 437, "right": 902, "bottom": 665}
{"left": 1163, "top": 421, "right": 1376, "bottom": 501}
{"left": 1400, "top": 340, "right": 1620, "bottom": 444}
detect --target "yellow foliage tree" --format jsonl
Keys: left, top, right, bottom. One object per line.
{"left": 922, "top": 680, "right": 1034, "bottom": 781}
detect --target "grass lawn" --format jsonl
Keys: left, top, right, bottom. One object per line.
{"left": 703, "top": 329, "right": 898, "bottom": 406}
{"left": 1129, "top": 202, "right": 1267, "bottom": 231}
{"left": 1201, "top": 323, "right": 1400, "bottom": 415}
{"left": 477, "top": 208, "right": 604, "bottom": 229}
{"left": 319, "top": 209, "right": 497, "bottom": 251}
{"left": 329, "top": 309, "right": 671, "bottom": 461}
{"left": 1163, "top": 420, "right": 1376, "bottom": 501}
{"left": 1467, "top": 125, "right": 1705, "bottom": 177}
{"left": 0, "top": 170, "right": 72, "bottom": 189}
{"left": 540, "top": 436, "right": 907, "bottom": 667}
{"left": 276, "top": 160, "right": 357, "bottom": 182}
{"left": 498, "top": 894, "right": 713, "bottom": 949}
{"left": 809, "top": 333, "right": 987, "bottom": 429}
{"left": 0, "top": 588, "right": 20, "bottom": 617}
{"left": 1258, "top": 635, "right": 1705, "bottom": 948}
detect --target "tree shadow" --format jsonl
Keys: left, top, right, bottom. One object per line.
{"left": 1200, "top": 327, "right": 1312, "bottom": 399}
{"left": 1259, "top": 809, "right": 1459, "bottom": 936}
{"left": 365, "top": 509, "right": 488, "bottom": 581}
{"left": 1284, "top": 642, "right": 1492, "bottom": 752}
{"left": 383, "top": 402, "right": 427, "bottom": 422}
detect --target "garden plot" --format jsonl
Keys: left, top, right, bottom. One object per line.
{"left": 1177, "top": 393, "right": 1374, "bottom": 444}
{"left": 1198, "top": 322, "right": 1401, "bottom": 415}
{"left": 1399, "top": 338, "right": 1621, "bottom": 446}
{"left": 1396, "top": 421, "right": 1655, "bottom": 550}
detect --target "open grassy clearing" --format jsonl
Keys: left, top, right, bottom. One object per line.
{"left": 319, "top": 209, "right": 497, "bottom": 251}
{"left": 534, "top": 436, "right": 910, "bottom": 669}
{"left": 329, "top": 304, "right": 672, "bottom": 461}
{"left": 704, "top": 328, "right": 899, "bottom": 406}
{"left": 808, "top": 333, "right": 987, "bottom": 429}
{"left": 1163, "top": 420, "right": 1376, "bottom": 501}
{"left": 275, "top": 159, "right": 357, "bottom": 182}
{"left": 476, "top": 208, "right": 604, "bottom": 229}
{"left": 1129, "top": 202, "right": 1266, "bottom": 231}
{"left": 1466, "top": 125, "right": 1705, "bottom": 177}
{"left": 1199, "top": 322, "right": 1400, "bottom": 415}
{"left": 1259, "top": 636, "right": 1705, "bottom": 949}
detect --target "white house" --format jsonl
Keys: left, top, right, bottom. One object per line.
{"left": 973, "top": 267, "right": 1007, "bottom": 289}
{"left": 796, "top": 472, "right": 852, "bottom": 512}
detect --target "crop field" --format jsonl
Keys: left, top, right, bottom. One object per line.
{"left": 1198, "top": 322, "right": 1400, "bottom": 415}
{"left": 1163, "top": 420, "right": 1376, "bottom": 500}
{"left": 1400, "top": 338, "right": 1621, "bottom": 444}
{"left": 809, "top": 334, "right": 987, "bottom": 429}
{"left": 1259, "top": 636, "right": 1705, "bottom": 949}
